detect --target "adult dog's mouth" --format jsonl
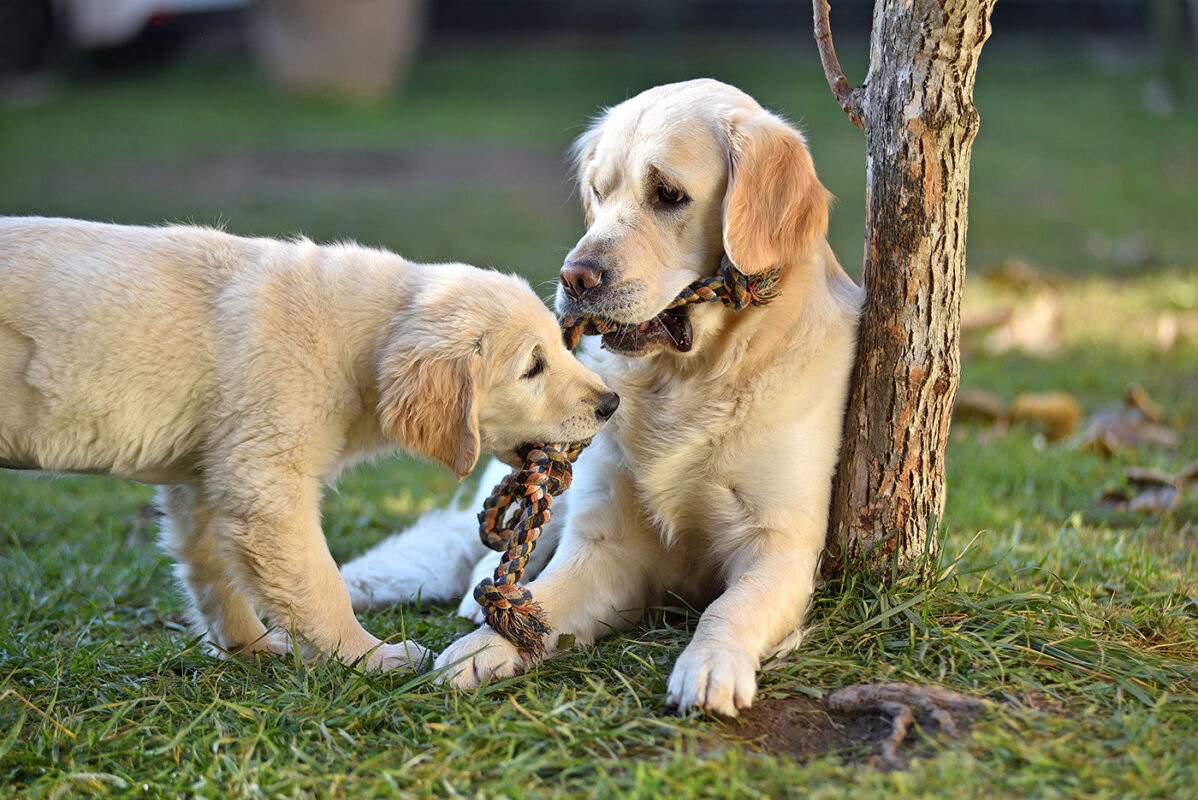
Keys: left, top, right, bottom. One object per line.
{"left": 601, "top": 305, "right": 693, "bottom": 354}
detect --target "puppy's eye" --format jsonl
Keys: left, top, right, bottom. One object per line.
{"left": 522, "top": 355, "right": 545, "bottom": 380}
{"left": 590, "top": 186, "right": 604, "bottom": 203}
{"left": 656, "top": 185, "right": 687, "bottom": 206}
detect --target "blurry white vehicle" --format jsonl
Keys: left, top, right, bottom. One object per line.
{"left": 55, "top": 0, "right": 249, "bottom": 48}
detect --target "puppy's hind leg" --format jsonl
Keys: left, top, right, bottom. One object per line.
{"left": 342, "top": 505, "right": 489, "bottom": 613}
{"left": 342, "top": 458, "right": 509, "bottom": 612}
{"left": 158, "top": 485, "right": 288, "bottom": 658}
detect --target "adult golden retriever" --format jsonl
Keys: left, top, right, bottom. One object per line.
{"left": 345, "top": 79, "right": 861, "bottom": 714}
{"left": 0, "top": 217, "right": 617, "bottom": 671}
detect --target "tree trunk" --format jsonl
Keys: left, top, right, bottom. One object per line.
{"left": 814, "top": 0, "right": 997, "bottom": 580}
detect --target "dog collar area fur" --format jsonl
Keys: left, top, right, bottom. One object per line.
{"left": 560, "top": 255, "right": 784, "bottom": 351}
{"left": 471, "top": 258, "right": 784, "bottom": 657}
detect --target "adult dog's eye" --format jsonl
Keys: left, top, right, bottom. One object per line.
{"left": 657, "top": 185, "right": 687, "bottom": 206}
{"left": 522, "top": 355, "right": 545, "bottom": 380}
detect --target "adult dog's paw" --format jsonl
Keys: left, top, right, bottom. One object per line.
{"left": 666, "top": 641, "right": 759, "bottom": 717}
{"left": 434, "top": 626, "right": 526, "bottom": 689}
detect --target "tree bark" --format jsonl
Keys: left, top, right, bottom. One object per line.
{"left": 814, "top": 0, "right": 997, "bottom": 580}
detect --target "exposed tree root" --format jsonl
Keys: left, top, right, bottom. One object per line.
{"left": 825, "top": 682, "right": 988, "bottom": 767}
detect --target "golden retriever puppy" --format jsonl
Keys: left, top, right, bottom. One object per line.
{"left": 0, "top": 217, "right": 617, "bottom": 671}
{"left": 405, "top": 78, "right": 862, "bottom": 715}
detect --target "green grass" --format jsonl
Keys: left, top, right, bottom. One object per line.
{"left": 2, "top": 39, "right": 1197, "bottom": 798}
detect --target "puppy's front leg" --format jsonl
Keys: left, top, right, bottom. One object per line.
{"left": 217, "top": 472, "right": 428, "bottom": 672}
{"left": 666, "top": 534, "right": 819, "bottom": 717}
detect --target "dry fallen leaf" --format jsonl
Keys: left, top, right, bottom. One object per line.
{"left": 983, "top": 258, "right": 1052, "bottom": 290}
{"left": 1126, "top": 466, "right": 1177, "bottom": 484}
{"left": 1010, "top": 391, "right": 1084, "bottom": 441}
{"left": 952, "top": 388, "right": 1006, "bottom": 425}
{"left": 1125, "top": 384, "right": 1165, "bottom": 424}
{"left": 1156, "top": 313, "right": 1179, "bottom": 351}
{"left": 1074, "top": 385, "right": 1180, "bottom": 455}
{"left": 1126, "top": 486, "right": 1181, "bottom": 513}
{"left": 960, "top": 306, "right": 1014, "bottom": 342}
{"left": 987, "top": 292, "right": 1064, "bottom": 356}
{"left": 962, "top": 263, "right": 1066, "bottom": 357}
{"left": 1097, "top": 464, "right": 1189, "bottom": 514}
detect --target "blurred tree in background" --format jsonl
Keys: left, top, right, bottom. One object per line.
{"left": 252, "top": 0, "right": 426, "bottom": 102}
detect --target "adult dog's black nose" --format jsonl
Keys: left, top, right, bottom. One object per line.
{"left": 595, "top": 392, "right": 620, "bottom": 422}
{"left": 560, "top": 259, "right": 603, "bottom": 300}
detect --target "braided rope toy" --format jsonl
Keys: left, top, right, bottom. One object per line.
{"left": 561, "top": 255, "right": 784, "bottom": 350}
{"left": 473, "top": 441, "right": 588, "bottom": 656}
{"left": 473, "top": 257, "right": 783, "bottom": 656}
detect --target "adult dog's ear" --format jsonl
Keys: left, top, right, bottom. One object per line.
{"left": 570, "top": 110, "right": 609, "bottom": 226}
{"left": 722, "top": 110, "right": 831, "bottom": 274}
{"left": 378, "top": 351, "right": 481, "bottom": 480}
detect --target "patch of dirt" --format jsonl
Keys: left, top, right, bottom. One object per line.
{"left": 724, "top": 693, "right": 980, "bottom": 767}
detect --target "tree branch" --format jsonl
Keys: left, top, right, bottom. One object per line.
{"left": 812, "top": 0, "right": 865, "bottom": 130}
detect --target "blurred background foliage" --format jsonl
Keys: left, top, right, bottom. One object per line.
{"left": 0, "top": 0, "right": 1195, "bottom": 290}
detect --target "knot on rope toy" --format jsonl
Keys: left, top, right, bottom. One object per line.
{"left": 474, "top": 441, "right": 588, "bottom": 657}
{"left": 560, "top": 255, "right": 782, "bottom": 351}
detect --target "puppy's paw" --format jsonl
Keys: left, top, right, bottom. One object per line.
{"left": 666, "top": 642, "right": 759, "bottom": 717}
{"left": 364, "top": 639, "right": 432, "bottom": 672}
{"left": 433, "top": 626, "right": 526, "bottom": 689}
{"left": 208, "top": 628, "right": 292, "bottom": 660}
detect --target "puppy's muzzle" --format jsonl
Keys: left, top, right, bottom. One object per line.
{"left": 595, "top": 391, "right": 620, "bottom": 422}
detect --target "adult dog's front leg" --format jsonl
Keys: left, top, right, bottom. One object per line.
{"left": 435, "top": 471, "right": 664, "bottom": 688}
{"left": 217, "top": 472, "right": 428, "bottom": 672}
{"left": 433, "top": 536, "right": 655, "bottom": 688}
{"left": 666, "top": 536, "right": 820, "bottom": 717}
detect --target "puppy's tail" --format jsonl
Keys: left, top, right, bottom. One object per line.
{"left": 341, "top": 459, "right": 509, "bottom": 612}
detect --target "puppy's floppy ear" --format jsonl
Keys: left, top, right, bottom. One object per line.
{"left": 378, "top": 350, "right": 481, "bottom": 481}
{"left": 722, "top": 110, "right": 831, "bottom": 274}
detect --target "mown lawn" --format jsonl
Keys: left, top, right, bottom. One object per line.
{"left": 1, "top": 38, "right": 1195, "bottom": 798}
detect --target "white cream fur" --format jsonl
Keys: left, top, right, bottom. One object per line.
{"left": 0, "top": 217, "right": 611, "bottom": 671}
{"left": 345, "top": 78, "right": 862, "bottom": 715}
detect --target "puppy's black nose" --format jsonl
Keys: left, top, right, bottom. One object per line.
{"left": 595, "top": 391, "right": 620, "bottom": 422}
{"left": 560, "top": 260, "right": 603, "bottom": 300}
